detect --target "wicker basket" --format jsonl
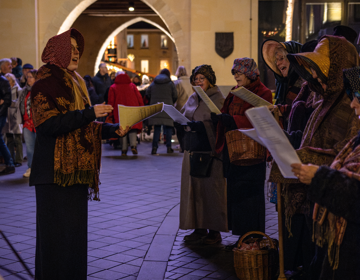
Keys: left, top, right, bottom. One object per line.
{"left": 233, "top": 231, "right": 279, "bottom": 280}
{"left": 225, "top": 130, "right": 266, "bottom": 166}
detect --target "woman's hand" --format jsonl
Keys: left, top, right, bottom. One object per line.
{"left": 115, "top": 126, "right": 130, "bottom": 137}
{"left": 0, "top": 99, "right": 4, "bottom": 105}
{"left": 291, "top": 163, "right": 319, "bottom": 185}
{"left": 267, "top": 104, "right": 282, "bottom": 116}
{"left": 93, "top": 102, "right": 113, "bottom": 118}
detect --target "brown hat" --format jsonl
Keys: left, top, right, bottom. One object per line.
{"left": 287, "top": 37, "right": 330, "bottom": 83}
{"left": 190, "top": 64, "right": 216, "bottom": 86}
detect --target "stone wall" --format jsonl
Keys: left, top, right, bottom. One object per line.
{"left": 190, "top": 0, "right": 259, "bottom": 86}
{"left": 0, "top": 0, "right": 37, "bottom": 68}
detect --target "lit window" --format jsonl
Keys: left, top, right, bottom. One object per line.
{"left": 348, "top": 3, "right": 360, "bottom": 24}
{"left": 141, "top": 60, "right": 149, "bottom": 73}
{"left": 160, "top": 60, "right": 169, "bottom": 70}
{"left": 127, "top": 35, "right": 134, "bottom": 48}
{"left": 141, "top": 35, "right": 149, "bottom": 48}
{"left": 161, "top": 35, "right": 168, "bottom": 48}
{"left": 305, "top": 3, "right": 342, "bottom": 39}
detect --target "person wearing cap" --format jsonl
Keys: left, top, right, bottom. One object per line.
{"left": 261, "top": 39, "right": 303, "bottom": 129}
{"left": 18, "top": 63, "right": 33, "bottom": 88}
{"left": 179, "top": 64, "right": 227, "bottom": 244}
{"left": 270, "top": 35, "right": 360, "bottom": 279}
{"left": 30, "top": 28, "right": 129, "bottom": 279}
{"left": 214, "top": 58, "right": 272, "bottom": 249}
{"left": 290, "top": 65, "right": 360, "bottom": 279}
{"left": 146, "top": 68, "right": 177, "bottom": 154}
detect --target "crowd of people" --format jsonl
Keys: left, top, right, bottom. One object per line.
{"left": 0, "top": 58, "right": 37, "bottom": 177}
{"left": 1, "top": 24, "right": 360, "bottom": 279}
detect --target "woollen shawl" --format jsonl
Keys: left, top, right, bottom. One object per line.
{"left": 32, "top": 28, "right": 103, "bottom": 200}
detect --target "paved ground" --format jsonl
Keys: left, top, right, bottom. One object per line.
{"left": 0, "top": 141, "right": 278, "bottom": 280}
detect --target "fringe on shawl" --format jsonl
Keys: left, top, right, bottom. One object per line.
{"left": 54, "top": 169, "right": 101, "bottom": 201}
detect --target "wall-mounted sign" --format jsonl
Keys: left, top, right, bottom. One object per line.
{"left": 215, "top": 32, "right": 234, "bottom": 59}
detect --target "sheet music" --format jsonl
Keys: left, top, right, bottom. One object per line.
{"left": 193, "top": 86, "right": 221, "bottom": 114}
{"left": 162, "top": 104, "right": 190, "bottom": 125}
{"left": 237, "top": 128, "right": 265, "bottom": 146}
{"left": 231, "top": 86, "right": 272, "bottom": 107}
{"left": 244, "top": 106, "right": 301, "bottom": 179}
{"left": 118, "top": 103, "right": 163, "bottom": 130}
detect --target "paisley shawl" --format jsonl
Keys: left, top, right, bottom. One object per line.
{"left": 31, "top": 29, "right": 103, "bottom": 200}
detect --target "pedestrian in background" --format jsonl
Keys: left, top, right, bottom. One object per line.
{"left": 107, "top": 71, "right": 144, "bottom": 155}
{"left": 146, "top": 68, "right": 177, "bottom": 154}
{"left": 18, "top": 63, "right": 33, "bottom": 88}
{"left": 4, "top": 73, "right": 23, "bottom": 166}
{"left": 18, "top": 69, "right": 37, "bottom": 178}
{"left": 11, "top": 57, "right": 22, "bottom": 78}
{"left": 92, "top": 63, "right": 112, "bottom": 104}
{"left": 0, "top": 58, "right": 15, "bottom": 175}
{"left": 83, "top": 75, "right": 99, "bottom": 105}
{"left": 132, "top": 75, "right": 141, "bottom": 87}
{"left": 174, "top": 66, "right": 192, "bottom": 152}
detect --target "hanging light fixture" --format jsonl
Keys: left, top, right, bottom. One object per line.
{"left": 128, "top": 1, "right": 135, "bottom": 12}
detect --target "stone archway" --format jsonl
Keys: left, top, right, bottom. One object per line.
{"left": 41, "top": 0, "right": 189, "bottom": 72}
{"left": 94, "top": 17, "right": 176, "bottom": 75}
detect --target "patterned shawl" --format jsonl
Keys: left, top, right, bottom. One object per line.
{"left": 270, "top": 36, "right": 360, "bottom": 231}
{"left": 313, "top": 66, "right": 360, "bottom": 269}
{"left": 31, "top": 29, "right": 103, "bottom": 200}
{"left": 313, "top": 134, "right": 360, "bottom": 269}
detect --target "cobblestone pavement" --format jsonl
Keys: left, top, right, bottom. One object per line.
{"left": 0, "top": 141, "right": 278, "bottom": 280}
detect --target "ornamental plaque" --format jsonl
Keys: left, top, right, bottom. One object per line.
{"left": 215, "top": 32, "right": 234, "bottom": 59}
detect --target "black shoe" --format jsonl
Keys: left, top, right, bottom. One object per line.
{"left": 0, "top": 166, "right": 15, "bottom": 176}
{"left": 151, "top": 147, "right": 157, "bottom": 155}
{"left": 15, "top": 163, "right": 22, "bottom": 167}
{"left": 167, "top": 147, "right": 174, "bottom": 153}
{"left": 122, "top": 150, "right": 127, "bottom": 156}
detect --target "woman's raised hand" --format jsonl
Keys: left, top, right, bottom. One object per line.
{"left": 290, "top": 163, "right": 319, "bottom": 185}
{"left": 94, "top": 102, "right": 113, "bottom": 118}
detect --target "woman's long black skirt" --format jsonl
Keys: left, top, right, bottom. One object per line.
{"left": 226, "top": 161, "right": 266, "bottom": 236}
{"left": 35, "top": 184, "right": 88, "bottom": 280}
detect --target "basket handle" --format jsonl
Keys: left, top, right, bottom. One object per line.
{"left": 237, "top": 231, "right": 276, "bottom": 250}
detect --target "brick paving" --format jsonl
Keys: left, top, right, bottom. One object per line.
{"left": 0, "top": 141, "right": 278, "bottom": 280}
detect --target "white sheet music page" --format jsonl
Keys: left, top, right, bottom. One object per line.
{"left": 237, "top": 128, "right": 265, "bottom": 146}
{"left": 231, "top": 86, "right": 272, "bottom": 107}
{"left": 193, "top": 86, "right": 221, "bottom": 114}
{"left": 245, "top": 106, "right": 301, "bottom": 179}
{"left": 162, "top": 104, "right": 190, "bottom": 125}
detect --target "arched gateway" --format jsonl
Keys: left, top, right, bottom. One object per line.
{"left": 41, "top": 0, "right": 189, "bottom": 75}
